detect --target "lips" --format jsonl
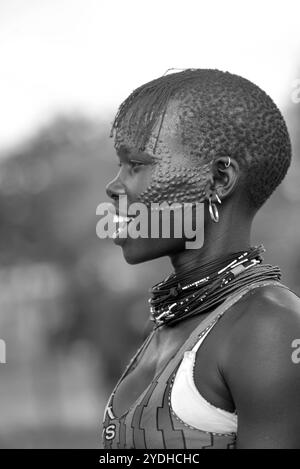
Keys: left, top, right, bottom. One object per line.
{"left": 112, "top": 214, "right": 132, "bottom": 223}
{"left": 109, "top": 207, "right": 135, "bottom": 242}
{"left": 112, "top": 216, "right": 133, "bottom": 242}
{"left": 107, "top": 203, "right": 135, "bottom": 221}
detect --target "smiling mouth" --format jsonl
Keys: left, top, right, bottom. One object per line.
{"left": 106, "top": 203, "right": 135, "bottom": 239}
{"left": 112, "top": 214, "right": 135, "bottom": 239}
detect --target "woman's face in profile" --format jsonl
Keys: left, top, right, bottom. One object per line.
{"left": 106, "top": 99, "right": 211, "bottom": 264}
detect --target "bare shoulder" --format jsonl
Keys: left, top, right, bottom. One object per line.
{"left": 226, "top": 283, "right": 300, "bottom": 350}
{"left": 222, "top": 284, "right": 300, "bottom": 448}
{"left": 223, "top": 283, "right": 300, "bottom": 404}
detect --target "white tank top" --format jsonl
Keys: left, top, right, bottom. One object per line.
{"left": 170, "top": 320, "right": 238, "bottom": 434}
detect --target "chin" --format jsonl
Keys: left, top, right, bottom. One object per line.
{"left": 120, "top": 237, "right": 185, "bottom": 264}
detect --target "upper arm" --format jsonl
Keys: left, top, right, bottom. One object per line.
{"left": 224, "top": 288, "right": 300, "bottom": 448}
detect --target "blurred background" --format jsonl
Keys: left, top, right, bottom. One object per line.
{"left": 0, "top": 0, "right": 299, "bottom": 448}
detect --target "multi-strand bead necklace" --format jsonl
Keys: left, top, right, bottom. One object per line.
{"left": 149, "top": 245, "right": 281, "bottom": 328}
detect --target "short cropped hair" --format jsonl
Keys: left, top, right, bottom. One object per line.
{"left": 111, "top": 69, "right": 292, "bottom": 209}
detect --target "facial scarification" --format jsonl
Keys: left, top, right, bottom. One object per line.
{"left": 114, "top": 98, "right": 212, "bottom": 206}
{"left": 111, "top": 69, "right": 292, "bottom": 211}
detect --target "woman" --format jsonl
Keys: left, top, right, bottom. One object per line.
{"left": 102, "top": 69, "right": 300, "bottom": 449}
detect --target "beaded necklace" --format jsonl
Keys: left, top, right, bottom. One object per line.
{"left": 149, "top": 245, "right": 281, "bottom": 328}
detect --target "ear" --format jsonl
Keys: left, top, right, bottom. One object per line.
{"left": 210, "top": 156, "right": 240, "bottom": 202}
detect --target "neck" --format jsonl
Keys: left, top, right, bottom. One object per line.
{"left": 169, "top": 215, "right": 253, "bottom": 276}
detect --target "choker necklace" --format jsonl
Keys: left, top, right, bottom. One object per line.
{"left": 149, "top": 244, "right": 281, "bottom": 328}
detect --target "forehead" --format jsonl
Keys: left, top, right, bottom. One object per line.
{"left": 114, "top": 98, "right": 185, "bottom": 159}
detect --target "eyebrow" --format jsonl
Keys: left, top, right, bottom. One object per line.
{"left": 116, "top": 145, "right": 160, "bottom": 161}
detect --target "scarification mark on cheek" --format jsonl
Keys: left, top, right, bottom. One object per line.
{"left": 137, "top": 158, "right": 212, "bottom": 205}
{"left": 113, "top": 99, "right": 213, "bottom": 206}
{"left": 114, "top": 127, "right": 213, "bottom": 206}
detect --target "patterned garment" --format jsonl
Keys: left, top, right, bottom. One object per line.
{"left": 102, "top": 280, "right": 289, "bottom": 449}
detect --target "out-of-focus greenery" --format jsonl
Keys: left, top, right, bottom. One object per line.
{"left": 0, "top": 100, "right": 299, "bottom": 447}
{"left": 0, "top": 114, "right": 168, "bottom": 386}
{"left": 0, "top": 114, "right": 171, "bottom": 447}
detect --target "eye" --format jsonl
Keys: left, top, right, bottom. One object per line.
{"left": 116, "top": 160, "right": 144, "bottom": 172}
{"left": 129, "top": 160, "right": 144, "bottom": 171}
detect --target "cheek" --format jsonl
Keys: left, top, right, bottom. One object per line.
{"left": 129, "top": 167, "right": 154, "bottom": 198}
{"left": 137, "top": 156, "right": 212, "bottom": 205}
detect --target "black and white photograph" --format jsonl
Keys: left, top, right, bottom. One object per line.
{"left": 0, "top": 0, "right": 300, "bottom": 454}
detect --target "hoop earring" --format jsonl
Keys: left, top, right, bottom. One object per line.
{"left": 225, "top": 156, "right": 231, "bottom": 168}
{"left": 208, "top": 196, "right": 219, "bottom": 223}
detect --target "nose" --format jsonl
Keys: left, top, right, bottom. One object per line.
{"left": 105, "top": 174, "right": 126, "bottom": 201}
